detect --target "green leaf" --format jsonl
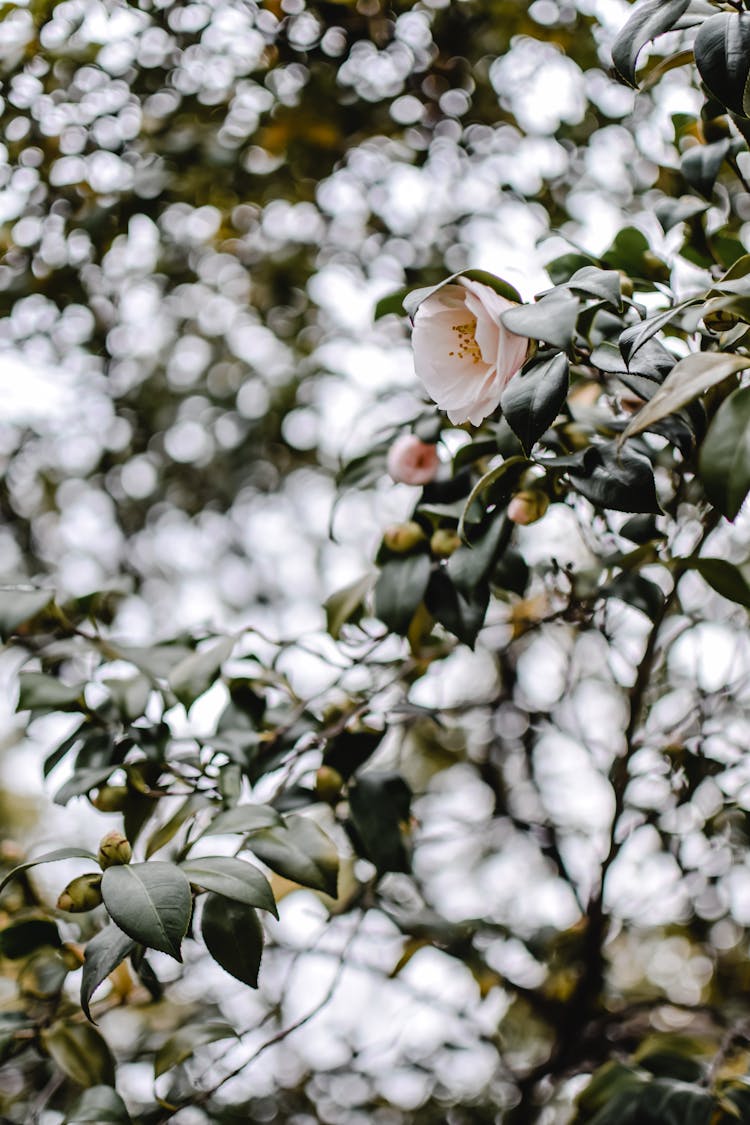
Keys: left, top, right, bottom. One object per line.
{"left": 65, "top": 1086, "right": 132, "bottom": 1124}
{"left": 145, "top": 794, "right": 211, "bottom": 858}
{"left": 42, "top": 1021, "right": 115, "bottom": 1088}
{"left": 81, "top": 925, "right": 136, "bottom": 1023}
{"left": 54, "top": 766, "right": 119, "bottom": 806}
{"left": 698, "top": 384, "right": 750, "bottom": 519}
{"left": 618, "top": 298, "right": 701, "bottom": 365}
{"left": 654, "top": 195, "right": 709, "bottom": 233}
{"left": 622, "top": 352, "right": 750, "bottom": 441}
{"left": 374, "top": 287, "right": 410, "bottom": 320}
{"left": 200, "top": 803, "right": 282, "bottom": 838}
{"left": 694, "top": 12, "right": 750, "bottom": 119}
{"left": 0, "top": 918, "right": 61, "bottom": 959}
{"left": 154, "top": 1020, "right": 237, "bottom": 1078}
{"left": 347, "top": 772, "right": 412, "bottom": 875}
{"left": 324, "top": 572, "right": 376, "bottom": 639}
{"left": 168, "top": 636, "right": 235, "bottom": 709}
{"left": 564, "top": 266, "right": 622, "bottom": 310}
{"left": 17, "top": 672, "right": 84, "bottom": 714}
{"left": 248, "top": 815, "right": 339, "bottom": 897}
{"left": 0, "top": 847, "right": 97, "bottom": 895}
{"left": 605, "top": 572, "right": 665, "bottom": 620}
{"left": 446, "top": 513, "right": 509, "bottom": 599}
{"left": 324, "top": 728, "right": 384, "bottom": 780}
{"left": 602, "top": 227, "right": 651, "bottom": 277}
{"left": 101, "top": 862, "right": 192, "bottom": 960}
{"left": 201, "top": 893, "right": 263, "bottom": 987}
{"left": 403, "top": 269, "right": 521, "bottom": 319}
{"left": 611, "top": 0, "right": 691, "bottom": 87}
{"left": 457, "top": 455, "right": 530, "bottom": 540}
{"left": 374, "top": 554, "right": 432, "bottom": 636}
{"left": 568, "top": 443, "right": 660, "bottom": 514}
{"left": 686, "top": 558, "right": 750, "bottom": 608}
{"left": 500, "top": 352, "right": 569, "bottom": 453}
{"left": 180, "top": 856, "right": 278, "bottom": 916}
{"left": 500, "top": 289, "right": 580, "bottom": 350}
{"left": 680, "top": 138, "right": 731, "bottom": 199}
{"left": 426, "top": 569, "right": 490, "bottom": 648}
{"left": 0, "top": 587, "right": 54, "bottom": 640}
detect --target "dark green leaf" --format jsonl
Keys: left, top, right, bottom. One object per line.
{"left": 42, "top": 1021, "right": 115, "bottom": 1088}
{"left": 501, "top": 289, "right": 580, "bottom": 350}
{"left": 0, "top": 918, "right": 61, "bottom": 959}
{"left": 698, "top": 384, "right": 750, "bottom": 519}
{"left": 620, "top": 514, "right": 662, "bottom": 543}
{"left": 17, "top": 672, "right": 84, "bottom": 714}
{"left": 168, "top": 636, "right": 235, "bottom": 709}
{"left": 65, "top": 1085, "right": 132, "bottom": 1124}
{"left": 81, "top": 925, "right": 135, "bottom": 1023}
{"left": 447, "top": 512, "right": 510, "bottom": 598}
{"left": 500, "top": 352, "right": 569, "bottom": 453}
{"left": 180, "top": 856, "right": 277, "bottom": 916}
{"left": 622, "top": 352, "right": 750, "bottom": 440}
{"left": 564, "top": 266, "right": 622, "bottom": 309}
{"left": 101, "top": 862, "right": 192, "bottom": 960}
{"left": 324, "top": 728, "right": 384, "bottom": 780}
{"left": 680, "top": 138, "right": 731, "bottom": 199}
{"left": 403, "top": 269, "right": 521, "bottom": 319}
{"left": 374, "top": 287, "right": 410, "bottom": 320}
{"left": 426, "top": 569, "right": 490, "bottom": 648}
{"left": 347, "top": 772, "right": 412, "bottom": 875}
{"left": 687, "top": 558, "right": 750, "bottom": 608}
{"left": 654, "top": 195, "right": 709, "bottom": 233}
{"left": 324, "top": 572, "right": 375, "bottom": 639}
{"left": 694, "top": 12, "right": 750, "bottom": 118}
{"left": 605, "top": 572, "right": 665, "bottom": 619}
{"left": 374, "top": 554, "right": 432, "bottom": 635}
{"left": 145, "top": 794, "right": 211, "bottom": 859}
{"left": 457, "top": 455, "right": 530, "bottom": 539}
{"left": 611, "top": 0, "right": 691, "bottom": 87}
{"left": 200, "top": 803, "right": 282, "bottom": 838}
{"left": 568, "top": 443, "right": 660, "bottom": 514}
{"left": 248, "top": 815, "right": 339, "bottom": 897}
{"left": 201, "top": 893, "right": 263, "bottom": 987}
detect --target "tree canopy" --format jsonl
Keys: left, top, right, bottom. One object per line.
{"left": 4, "top": 0, "right": 750, "bottom": 1122}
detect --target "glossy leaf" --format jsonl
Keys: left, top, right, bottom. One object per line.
{"left": 622, "top": 352, "right": 750, "bottom": 440}
{"left": 0, "top": 847, "right": 97, "bottom": 895}
{"left": 568, "top": 443, "right": 660, "bottom": 514}
{"left": 686, "top": 558, "right": 750, "bottom": 608}
{"left": 201, "top": 893, "right": 263, "bottom": 987}
{"left": 81, "top": 924, "right": 136, "bottom": 1023}
{"left": 374, "top": 554, "right": 432, "bottom": 636}
{"left": 611, "top": 0, "right": 691, "bottom": 87}
{"left": 180, "top": 856, "right": 278, "bottom": 916}
{"left": 501, "top": 289, "right": 580, "bottom": 350}
{"left": 694, "top": 12, "right": 750, "bottom": 118}
{"left": 698, "top": 384, "right": 750, "bottom": 519}
{"left": 500, "top": 352, "right": 569, "bottom": 453}
{"left": 101, "top": 862, "right": 192, "bottom": 960}
{"left": 248, "top": 815, "right": 339, "bottom": 897}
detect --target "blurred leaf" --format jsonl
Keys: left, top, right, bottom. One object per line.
{"left": 55, "top": 766, "right": 119, "bottom": 806}
{"left": 201, "top": 893, "right": 263, "bottom": 988}
{"left": 457, "top": 455, "right": 530, "bottom": 539}
{"left": 145, "top": 794, "right": 211, "bottom": 858}
{"left": 42, "top": 1021, "right": 115, "bottom": 1088}
{"left": 654, "top": 195, "right": 709, "bottom": 233}
{"left": 154, "top": 1021, "right": 237, "bottom": 1078}
{"left": 17, "top": 672, "right": 84, "bottom": 714}
{"left": 605, "top": 572, "right": 665, "bottom": 619}
{"left": 0, "top": 918, "right": 61, "bottom": 959}
{"left": 180, "top": 856, "right": 277, "bottom": 916}
{"left": 686, "top": 558, "right": 750, "bottom": 608}
{"left": 447, "top": 511, "right": 509, "bottom": 598}
{"left": 325, "top": 572, "right": 375, "bottom": 639}
{"left": 403, "top": 270, "right": 521, "bottom": 319}
{"left": 81, "top": 924, "right": 136, "bottom": 1023}
{"left": 0, "top": 587, "right": 54, "bottom": 640}
{"left": 426, "top": 568, "right": 490, "bottom": 647}
{"left": 101, "top": 862, "right": 192, "bottom": 960}
{"left": 622, "top": 352, "right": 750, "bottom": 440}
{"left": 611, "top": 0, "right": 691, "bottom": 87}
{"left": 324, "top": 728, "right": 384, "bottom": 780}
{"left": 168, "top": 636, "right": 235, "bottom": 709}
{"left": 374, "top": 554, "right": 432, "bottom": 636}
{"left": 681, "top": 138, "right": 731, "bottom": 199}
{"left": 0, "top": 847, "right": 97, "bottom": 894}
{"left": 200, "top": 803, "right": 282, "bottom": 838}
{"left": 248, "top": 815, "right": 339, "bottom": 897}
{"left": 348, "top": 772, "right": 412, "bottom": 875}
{"left": 65, "top": 1086, "right": 132, "bottom": 1124}
{"left": 698, "top": 384, "right": 750, "bottom": 518}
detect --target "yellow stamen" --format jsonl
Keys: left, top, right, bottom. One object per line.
{"left": 451, "top": 320, "right": 483, "bottom": 364}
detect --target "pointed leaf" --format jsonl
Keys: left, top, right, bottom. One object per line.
{"left": 65, "top": 1086, "right": 132, "bottom": 1124}
{"left": 687, "top": 558, "right": 750, "bottom": 608}
{"left": 501, "top": 289, "right": 580, "bottom": 350}
{"left": 249, "top": 815, "right": 339, "bottom": 897}
{"left": 374, "top": 554, "right": 432, "bottom": 636}
{"left": 611, "top": 0, "right": 691, "bottom": 87}
{"left": 694, "top": 12, "right": 750, "bottom": 118}
{"left": 0, "top": 587, "right": 54, "bottom": 640}
{"left": 622, "top": 352, "right": 750, "bottom": 440}
{"left": 168, "top": 636, "right": 235, "bottom": 709}
{"left": 348, "top": 772, "right": 412, "bottom": 875}
{"left": 0, "top": 847, "right": 97, "bottom": 895}
{"left": 500, "top": 352, "right": 569, "bottom": 453}
{"left": 81, "top": 925, "right": 136, "bottom": 1023}
{"left": 698, "top": 383, "right": 750, "bottom": 519}
{"left": 403, "top": 269, "right": 521, "bottom": 319}
{"left": 201, "top": 893, "right": 263, "bottom": 987}
{"left": 681, "top": 138, "right": 731, "bottom": 199}
{"left": 180, "top": 856, "right": 277, "bottom": 916}
{"left": 101, "top": 862, "right": 191, "bottom": 960}
{"left": 568, "top": 443, "right": 660, "bottom": 514}
{"left": 145, "top": 794, "right": 211, "bottom": 858}
{"left": 324, "top": 572, "right": 376, "bottom": 639}
{"left": 200, "top": 803, "right": 282, "bottom": 838}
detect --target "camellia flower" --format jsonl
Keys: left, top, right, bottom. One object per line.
{"left": 387, "top": 433, "right": 440, "bottom": 485}
{"left": 411, "top": 277, "right": 529, "bottom": 426}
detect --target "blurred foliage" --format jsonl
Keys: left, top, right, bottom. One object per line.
{"left": 6, "top": 0, "right": 750, "bottom": 1123}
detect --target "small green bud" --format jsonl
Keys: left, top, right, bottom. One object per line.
{"left": 97, "top": 831, "right": 132, "bottom": 870}
{"left": 90, "top": 785, "right": 129, "bottom": 812}
{"left": 617, "top": 271, "right": 634, "bottom": 298}
{"left": 315, "top": 765, "right": 344, "bottom": 804}
{"left": 430, "top": 529, "right": 462, "bottom": 558}
{"left": 57, "top": 873, "right": 103, "bottom": 913}
{"left": 382, "top": 521, "right": 426, "bottom": 554}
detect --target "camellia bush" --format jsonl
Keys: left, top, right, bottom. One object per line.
{"left": 7, "top": 0, "right": 750, "bottom": 1122}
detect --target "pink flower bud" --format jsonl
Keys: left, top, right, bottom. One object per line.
{"left": 387, "top": 434, "right": 440, "bottom": 485}
{"left": 507, "top": 491, "right": 549, "bottom": 526}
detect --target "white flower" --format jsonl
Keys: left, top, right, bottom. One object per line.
{"left": 411, "top": 277, "right": 528, "bottom": 426}
{"left": 387, "top": 433, "right": 440, "bottom": 485}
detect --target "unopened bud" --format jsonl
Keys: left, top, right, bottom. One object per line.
{"left": 507, "top": 491, "right": 549, "bottom": 526}
{"left": 617, "top": 271, "right": 634, "bottom": 298}
{"left": 315, "top": 765, "right": 344, "bottom": 804}
{"left": 382, "top": 521, "right": 426, "bottom": 554}
{"left": 57, "top": 873, "right": 103, "bottom": 913}
{"left": 90, "top": 785, "right": 129, "bottom": 813}
{"left": 642, "top": 251, "right": 670, "bottom": 283}
{"left": 97, "top": 831, "right": 132, "bottom": 870}
{"left": 430, "top": 529, "right": 462, "bottom": 558}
